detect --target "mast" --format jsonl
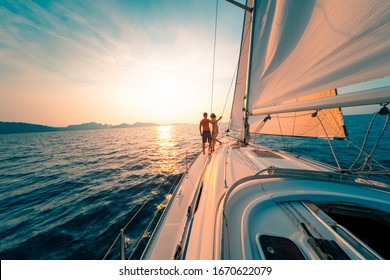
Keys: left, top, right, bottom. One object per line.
{"left": 225, "top": 0, "right": 254, "bottom": 144}
{"left": 241, "top": 0, "right": 255, "bottom": 144}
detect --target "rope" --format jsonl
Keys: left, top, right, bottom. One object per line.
{"left": 349, "top": 110, "right": 390, "bottom": 172}
{"left": 314, "top": 108, "right": 389, "bottom": 174}
{"left": 251, "top": 115, "right": 271, "bottom": 143}
{"left": 282, "top": 202, "right": 326, "bottom": 239}
{"left": 349, "top": 113, "right": 378, "bottom": 170}
{"left": 345, "top": 139, "right": 388, "bottom": 171}
{"left": 210, "top": 0, "right": 219, "bottom": 113}
{"left": 290, "top": 112, "right": 297, "bottom": 152}
{"left": 276, "top": 113, "right": 288, "bottom": 150}
{"left": 353, "top": 113, "right": 389, "bottom": 172}
{"left": 276, "top": 112, "right": 313, "bottom": 118}
{"left": 316, "top": 113, "right": 342, "bottom": 171}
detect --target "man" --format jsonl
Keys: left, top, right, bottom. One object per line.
{"left": 199, "top": 112, "right": 212, "bottom": 155}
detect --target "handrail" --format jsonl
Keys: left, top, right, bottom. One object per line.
{"left": 221, "top": 166, "right": 389, "bottom": 217}
{"left": 102, "top": 232, "right": 121, "bottom": 260}
{"left": 102, "top": 171, "right": 183, "bottom": 260}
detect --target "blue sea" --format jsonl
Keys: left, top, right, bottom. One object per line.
{"left": 0, "top": 115, "right": 389, "bottom": 260}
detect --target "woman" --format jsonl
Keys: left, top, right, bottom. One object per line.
{"left": 210, "top": 113, "right": 222, "bottom": 153}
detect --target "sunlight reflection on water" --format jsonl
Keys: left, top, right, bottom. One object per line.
{"left": 0, "top": 124, "right": 200, "bottom": 259}
{"left": 153, "top": 125, "right": 185, "bottom": 175}
{"left": 1, "top": 116, "right": 387, "bottom": 259}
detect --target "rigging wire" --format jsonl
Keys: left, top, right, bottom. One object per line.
{"left": 102, "top": 178, "right": 166, "bottom": 259}
{"left": 290, "top": 112, "right": 297, "bottom": 152}
{"left": 127, "top": 172, "right": 183, "bottom": 259}
{"left": 128, "top": 210, "right": 160, "bottom": 260}
{"left": 311, "top": 109, "right": 388, "bottom": 174}
{"left": 276, "top": 113, "right": 288, "bottom": 150}
{"left": 349, "top": 107, "right": 390, "bottom": 172}
{"left": 102, "top": 171, "right": 183, "bottom": 260}
{"left": 210, "top": 0, "right": 219, "bottom": 114}
{"left": 226, "top": 16, "right": 252, "bottom": 131}
{"left": 221, "top": 61, "right": 239, "bottom": 118}
{"left": 102, "top": 232, "right": 121, "bottom": 260}
{"left": 348, "top": 110, "right": 390, "bottom": 171}
{"left": 349, "top": 113, "right": 378, "bottom": 170}
{"left": 345, "top": 139, "right": 388, "bottom": 171}
{"left": 316, "top": 113, "right": 342, "bottom": 171}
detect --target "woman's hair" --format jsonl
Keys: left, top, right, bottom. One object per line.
{"left": 210, "top": 113, "right": 216, "bottom": 118}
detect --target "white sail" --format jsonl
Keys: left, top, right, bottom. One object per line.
{"left": 247, "top": 0, "right": 390, "bottom": 113}
{"left": 229, "top": 0, "right": 390, "bottom": 138}
{"left": 229, "top": 0, "right": 254, "bottom": 132}
{"left": 250, "top": 89, "right": 348, "bottom": 139}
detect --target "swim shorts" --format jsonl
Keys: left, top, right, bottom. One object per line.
{"left": 202, "top": 130, "right": 212, "bottom": 143}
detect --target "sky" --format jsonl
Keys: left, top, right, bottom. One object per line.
{"left": 1, "top": 0, "right": 389, "bottom": 127}
{"left": 0, "top": 0, "right": 245, "bottom": 126}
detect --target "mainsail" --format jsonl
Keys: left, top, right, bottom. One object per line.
{"left": 230, "top": 0, "right": 390, "bottom": 139}
{"left": 251, "top": 89, "right": 347, "bottom": 139}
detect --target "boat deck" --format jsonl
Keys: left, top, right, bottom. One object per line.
{"left": 142, "top": 136, "right": 390, "bottom": 260}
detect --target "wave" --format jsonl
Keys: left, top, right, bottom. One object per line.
{"left": 0, "top": 122, "right": 388, "bottom": 259}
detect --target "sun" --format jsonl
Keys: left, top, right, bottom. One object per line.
{"left": 141, "top": 77, "right": 185, "bottom": 120}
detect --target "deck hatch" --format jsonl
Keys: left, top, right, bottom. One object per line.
{"left": 251, "top": 149, "right": 283, "bottom": 158}
{"left": 259, "top": 235, "right": 306, "bottom": 260}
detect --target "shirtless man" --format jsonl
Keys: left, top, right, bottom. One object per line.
{"left": 199, "top": 112, "right": 212, "bottom": 155}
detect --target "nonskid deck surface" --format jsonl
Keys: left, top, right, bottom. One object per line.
{"left": 143, "top": 136, "right": 390, "bottom": 260}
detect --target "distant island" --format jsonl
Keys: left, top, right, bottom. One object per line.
{"left": 0, "top": 121, "right": 164, "bottom": 134}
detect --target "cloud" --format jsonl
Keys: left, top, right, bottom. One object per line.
{"left": 0, "top": 0, "right": 244, "bottom": 125}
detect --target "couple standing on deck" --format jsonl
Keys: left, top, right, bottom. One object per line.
{"left": 199, "top": 112, "right": 222, "bottom": 155}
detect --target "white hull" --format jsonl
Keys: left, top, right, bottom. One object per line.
{"left": 142, "top": 136, "right": 390, "bottom": 260}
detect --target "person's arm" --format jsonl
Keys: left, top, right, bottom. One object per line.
{"left": 218, "top": 116, "right": 222, "bottom": 122}
{"left": 199, "top": 123, "right": 202, "bottom": 135}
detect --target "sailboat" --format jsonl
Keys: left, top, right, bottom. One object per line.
{"left": 112, "top": 0, "right": 390, "bottom": 260}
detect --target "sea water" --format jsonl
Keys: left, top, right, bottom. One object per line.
{"left": 0, "top": 115, "right": 389, "bottom": 259}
